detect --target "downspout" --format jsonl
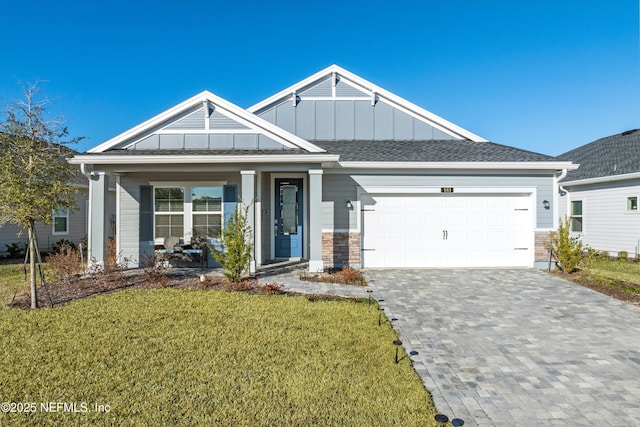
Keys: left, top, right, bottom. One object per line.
{"left": 80, "top": 163, "right": 92, "bottom": 179}
{"left": 557, "top": 168, "right": 568, "bottom": 195}
{"left": 553, "top": 168, "right": 568, "bottom": 230}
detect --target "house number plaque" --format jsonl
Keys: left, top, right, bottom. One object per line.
{"left": 441, "top": 187, "right": 454, "bottom": 193}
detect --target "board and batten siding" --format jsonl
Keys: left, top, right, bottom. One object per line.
{"left": 321, "top": 172, "right": 555, "bottom": 231}
{"left": 257, "top": 99, "right": 457, "bottom": 142}
{"left": 561, "top": 180, "right": 640, "bottom": 256}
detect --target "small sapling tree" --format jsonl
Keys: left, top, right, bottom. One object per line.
{"left": 209, "top": 202, "right": 253, "bottom": 283}
{"left": 0, "top": 82, "right": 82, "bottom": 308}
{"left": 550, "top": 216, "right": 584, "bottom": 273}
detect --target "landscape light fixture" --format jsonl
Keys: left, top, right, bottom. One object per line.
{"left": 435, "top": 414, "right": 449, "bottom": 426}
{"left": 452, "top": 418, "right": 465, "bottom": 426}
{"left": 393, "top": 339, "right": 402, "bottom": 363}
{"left": 378, "top": 307, "right": 385, "bottom": 326}
{"left": 366, "top": 289, "right": 373, "bottom": 305}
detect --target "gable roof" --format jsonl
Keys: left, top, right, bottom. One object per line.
{"left": 557, "top": 129, "right": 640, "bottom": 182}
{"left": 248, "top": 64, "right": 489, "bottom": 142}
{"left": 87, "top": 90, "right": 325, "bottom": 154}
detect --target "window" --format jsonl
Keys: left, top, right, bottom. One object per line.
{"left": 570, "top": 200, "right": 583, "bottom": 232}
{"left": 52, "top": 208, "right": 69, "bottom": 235}
{"left": 153, "top": 185, "right": 225, "bottom": 241}
{"left": 154, "top": 188, "right": 184, "bottom": 238}
{"left": 192, "top": 187, "right": 222, "bottom": 238}
{"left": 627, "top": 196, "right": 638, "bottom": 212}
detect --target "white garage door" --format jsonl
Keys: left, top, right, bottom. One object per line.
{"left": 361, "top": 194, "right": 533, "bottom": 268}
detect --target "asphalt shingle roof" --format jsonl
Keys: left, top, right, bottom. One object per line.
{"left": 557, "top": 129, "right": 640, "bottom": 181}
{"left": 314, "top": 140, "right": 556, "bottom": 162}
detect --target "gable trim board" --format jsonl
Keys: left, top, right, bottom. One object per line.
{"left": 88, "top": 91, "right": 326, "bottom": 154}
{"left": 74, "top": 65, "right": 576, "bottom": 271}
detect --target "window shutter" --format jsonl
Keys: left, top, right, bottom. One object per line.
{"left": 140, "top": 185, "right": 154, "bottom": 241}
{"left": 223, "top": 184, "right": 238, "bottom": 227}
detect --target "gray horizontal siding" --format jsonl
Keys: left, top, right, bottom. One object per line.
{"left": 335, "top": 79, "right": 367, "bottom": 96}
{"left": 165, "top": 107, "right": 205, "bottom": 130}
{"left": 321, "top": 174, "right": 359, "bottom": 230}
{"left": 210, "top": 110, "right": 249, "bottom": 130}
{"left": 299, "top": 76, "right": 332, "bottom": 96}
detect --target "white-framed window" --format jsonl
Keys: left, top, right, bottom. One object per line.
{"left": 154, "top": 187, "right": 185, "bottom": 238}
{"left": 627, "top": 196, "right": 638, "bottom": 212}
{"left": 153, "top": 184, "right": 225, "bottom": 241}
{"left": 192, "top": 187, "right": 222, "bottom": 239}
{"left": 570, "top": 200, "right": 583, "bottom": 232}
{"left": 52, "top": 208, "right": 69, "bottom": 235}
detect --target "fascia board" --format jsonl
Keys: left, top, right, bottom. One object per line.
{"left": 561, "top": 171, "right": 640, "bottom": 187}
{"left": 88, "top": 90, "right": 325, "bottom": 154}
{"left": 337, "top": 161, "right": 578, "bottom": 171}
{"left": 248, "top": 64, "right": 488, "bottom": 142}
{"left": 70, "top": 154, "right": 339, "bottom": 165}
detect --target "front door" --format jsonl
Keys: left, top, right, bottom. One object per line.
{"left": 275, "top": 178, "right": 303, "bottom": 258}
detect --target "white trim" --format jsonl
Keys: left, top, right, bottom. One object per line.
{"left": 149, "top": 180, "right": 227, "bottom": 187}
{"left": 561, "top": 171, "right": 640, "bottom": 187}
{"left": 71, "top": 154, "right": 340, "bottom": 165}
{"left": 248, "top": 64, "right": 489, "bottom": 142}
{"left": 52, "top": 208, "right": 70, "bottom": 236}
{"left": 338, "top": 161, "right": 578, "bottom": 170}
{"left": 296, "top": 96, "right": 372, "bottom": 101}
{"left": 153, "top": 129, "right": 259, "bottom": 135}
{"left": 322, "top": 229, "right": 359, "bottom": 233}
{"left": 359, "top": 186, "right": 536, "bottom": 195}
{"left": 87, "top": 90, "right": 326, "bottom": 154}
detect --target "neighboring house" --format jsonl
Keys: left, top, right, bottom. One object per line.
{"left": 71, "top": 65, "right": 576, "bottom": 271}
{"left": 0, "top": 177, "right": 117, "bottom": 258}
{"left": 557, "top": 129, "right": 640, "bottom": 257}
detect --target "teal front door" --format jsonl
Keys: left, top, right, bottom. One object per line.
{"left": 275, "top": 178, "right": 303, "bottom": 258}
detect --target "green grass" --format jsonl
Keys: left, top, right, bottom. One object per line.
{"left": 582, "top": 257, "right": 640, "bottom": 286}
{"left": 0, "top": 261, "right": 28, "bottom": 308}
{"left": 0, "top": 289, "right": 437, "bottom": 426}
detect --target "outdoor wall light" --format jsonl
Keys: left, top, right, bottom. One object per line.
{"left": 346, "top": 200, "right": 353, "bottom": 209}
{"left": 543, "top": 200, "right": 550, "bottom": 210}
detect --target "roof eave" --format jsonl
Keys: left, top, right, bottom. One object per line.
{"left": 561, "top": 171, "right": 640, "bottom": 186}
{"left": 337, "top": 161, "right": 578, "bottom": 170}
{"left": 71, "top": 153, "right": 340, "bottom": 165}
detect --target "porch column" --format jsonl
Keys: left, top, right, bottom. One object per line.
{"left": 241, "top": 170, "right": 256, "bottom": 274}
{"left": 88, "top": 172, "right": 110, "bottom": 269}
{"left": 308, "top": 169, "right": 323, "bottom": 272}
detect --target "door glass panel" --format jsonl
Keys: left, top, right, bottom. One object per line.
{"left": 280, "top": 184, "right": 298, "bottom": 235}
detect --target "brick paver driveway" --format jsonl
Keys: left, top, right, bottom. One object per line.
{"left": 365, "top": 269, "right": 640, "bottom": 426}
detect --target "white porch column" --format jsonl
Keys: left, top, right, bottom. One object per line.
{"left": 308, "top": 169, "right": 323, "bottom": 272}
{"left": 241, "top": 170, "right": 256, "bottom": 274}
{"left": 88, "top": 172, "right": 110, "bottom": 269}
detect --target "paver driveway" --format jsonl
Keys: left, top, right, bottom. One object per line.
{"left": 365, "top": 269, "right": 640, "bottom": 426}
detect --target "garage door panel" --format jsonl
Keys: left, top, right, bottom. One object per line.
{"left": 362, "top": 193, "right": 533, "bottom": 268}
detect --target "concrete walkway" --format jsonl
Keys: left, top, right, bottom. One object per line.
{"left": 365, "top": 269, "right": 640, "bottom": 426}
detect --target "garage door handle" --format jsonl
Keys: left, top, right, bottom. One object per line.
{"left": 361, "top": 248, "right": 376, "bottom": 251}
{"left": 443, "top": 230, "right": 448, "bottom": 240}
{"left": 514, "top": 248, "right": 529, "bottom": 250}
{"left": 361, "top": 209, "right": 375, "bottom": 212}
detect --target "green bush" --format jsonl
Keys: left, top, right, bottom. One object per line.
{"left": 550, "top": 216, "right": 584, "bottom": 273}
{"left": 617, "top": 251, "right": 628, "bottom": 261}
{"left": 4, "top": 242, "right": 26, "bottom": 259}
{"left": 209, "top": 203, "right": 253, "bottom": 283}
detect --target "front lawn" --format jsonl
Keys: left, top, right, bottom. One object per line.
{"left": 555, "top": 256, "right": 640, "bottom": 306}
{"left": 0, "top": 260, "right": 26, "bottom": 309}
{"left": 0, "top": 289, "right": 436, "bottom": 426}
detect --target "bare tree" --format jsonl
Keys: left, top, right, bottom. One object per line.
{"left": 0, "top": 82, "right": 82, "bottom": 308}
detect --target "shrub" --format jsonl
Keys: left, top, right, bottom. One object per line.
{"left": 550, "top": 216, "right": 584, "bottom": 273}
{"left": 209, "top": 203, "right": 253, "bottom": 283}
{"left": 617, "top": 251, "right": 629, "bottom": 261}
{"left": 52, "top": 238, "right": 76, "bottom": 253}
{"left": 46, "top": 247, "right": 83, "bottom": 281}
{"left": 4, "top": 242, "right": 26, "bottom": 259}
{"left": 140, "top": 253, "right": 169, "bottom": 287}
{"left": 333, "top": 266, "right": 367, "bottom": 285}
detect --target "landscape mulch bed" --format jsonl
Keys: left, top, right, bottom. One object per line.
{"left": 10, "top": 270, "right": 284, "bottom": 309}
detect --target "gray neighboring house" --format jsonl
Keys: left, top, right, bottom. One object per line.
{"left": 0, "top": 177, "right": 116, "bottom": 257}
{"left": 558, "top": 129, "right": 640, "bottom": 257}
{"left": 71, "top": 65, "right": 576, "bottom": 271}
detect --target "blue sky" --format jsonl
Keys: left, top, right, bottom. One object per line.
{"left": 1, "top": 0, "right": 638, "bottom": 155}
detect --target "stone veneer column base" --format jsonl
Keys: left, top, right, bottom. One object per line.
{"left": 322, "top": 232, "right": 361, "bottom": 269}
{"left": 534, "top": 230, "right": 556, "bottom": 266}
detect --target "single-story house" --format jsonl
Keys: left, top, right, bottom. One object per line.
{"left": 557, "top": 129, "right": 640, "bottom": 257}
{"left": 71, "top": 65, "right": 576, "bottom": 271}
{"left": 0, "top": 173, "right": 116, "bottom": 258}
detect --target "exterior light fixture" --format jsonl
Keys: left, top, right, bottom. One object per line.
{"left": 435, "top": 414, "right": 449, "bottom": 426}
{"left": 543, "top": 200, "right": 550, "bottom": 210}
{"left": 346, "top": 200, "right": 353, "bottom": 209}
{"left": 393, "top": 340, "right": 402, "bottom": 363}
